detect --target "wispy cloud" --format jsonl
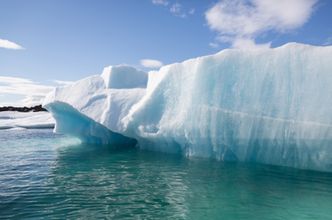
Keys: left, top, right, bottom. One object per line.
{"left": 53, "top": 80, "right": 74, "bottom": 86}
{"left": 188, "top": 8, "right": 195, "bottom": 15}
{"left": 205, "top": 0, "right": 318, "bottom": 48}
{"left": 0, "top": 76, "right": 53, "bottom": 106}
{"left": 170, "top": 3, "right": 186, "bottom": 18}
{"left": 209, "top": 42, "right": 220, "bottom": 49}
{"left": 152, "top": 0, "right": 194, "bottom": 18}
{"left": 140, "top": 59, "right": 163, "bottom": 69}
{"left": 0, "top": 38, "right": 24, "bottom": 50}
{"left": 152, "top": 0, "right": 169, "bottom": 6}
{"left": 323, "top": 36, "right": 332, "bottom": 46}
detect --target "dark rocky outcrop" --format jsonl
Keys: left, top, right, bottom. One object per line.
{"left": 0, "top": 105, "right": 48, "bottom": 112}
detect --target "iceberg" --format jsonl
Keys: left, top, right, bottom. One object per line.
{"left": 43, "top": 43, "right": 332, "bottom": 171}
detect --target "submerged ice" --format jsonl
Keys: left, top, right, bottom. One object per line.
{"left": 43, "top": 43, "right": 332, "bottom": 171}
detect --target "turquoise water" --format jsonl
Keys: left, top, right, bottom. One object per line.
{"left": 1, "top": 129, "right": 332, "bottom": 219}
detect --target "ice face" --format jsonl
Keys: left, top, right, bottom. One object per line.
{"left": 44, "top": 43, "right": 332, "bottom": 171}
{"left": 45, "top": 101, "right": 136, "bottom": 146}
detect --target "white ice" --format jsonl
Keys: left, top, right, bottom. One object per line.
{"left": 43, "top": 43, "right": 332, "bottom": 171}
{"left": 0, "top": 111, "right": 55, "bottom": 129}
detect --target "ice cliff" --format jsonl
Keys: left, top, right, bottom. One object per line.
{"left": 43, "top": 43, "right": 332, "bottom": 171}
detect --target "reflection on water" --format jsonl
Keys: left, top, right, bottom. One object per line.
{"left": 1, "top": 129, "right": 332, "bottom": 219}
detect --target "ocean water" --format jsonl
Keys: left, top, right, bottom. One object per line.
{"left": 1, "top": 129, "right": 332, "bottom": 219}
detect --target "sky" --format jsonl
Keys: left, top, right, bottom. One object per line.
{"left": 1, "top": 0, "right": 332, "bottom": 106}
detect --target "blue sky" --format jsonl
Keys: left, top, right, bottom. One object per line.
{"left": 1, "top": 0, "right": 332, "bottom": 106}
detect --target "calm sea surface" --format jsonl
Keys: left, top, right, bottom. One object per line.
{"left": 1, "top": 129, "right": 332, "bottom": 219}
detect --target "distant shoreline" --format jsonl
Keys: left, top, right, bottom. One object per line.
{"left": 0, "top": 105, "right": 47, "bottom": 113}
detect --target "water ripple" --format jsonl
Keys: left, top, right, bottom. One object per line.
{"left": 1, "top": 129, "right": 332, "bottom": 219}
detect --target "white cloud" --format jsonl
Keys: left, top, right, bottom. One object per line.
{"left": 152, "top": 1, "right": 194, "bottom": 18}
{"left": 0, "top": 38, "right": 24, "bottom": 50}
{"left": 232, "top": 38, "right": 271, "bottom": 49}
{"left": 0, "top": 76, "right": 54, "bottom": 106}
{"left": 188, "top": 8, "right": 195, "bottom": 15}
{"left": 205, "top": 0, "right": 317, "bottom": 48}
{"left": 209, "top": 42, "right": 220, "bottom": 48}
{"left": 152, "top": 0, "right": 169, "bottom": 6}
{"left": 324, "top": 36, "right": 332, "bottom": 46}
{"left": 140, "top": 59, "right": 163, "bottom": 69}
{"left": 53, "top": 80, "right": 74, "bottom": 86}
{"left": 0, "top": 76, "right": 33, "bottom": 84}
{"left": 20, "top": 95, "right": 46, "bottom": 107}
{"left": 170, "top": 3, "right": 186, "bottom": 18}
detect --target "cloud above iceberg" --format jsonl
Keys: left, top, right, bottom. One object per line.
{"left": 205, "top": 0, "right": 318, "bottom": 48}
{"left": 0, "top": 38, "right": 24, "bottom": 50}
{"left": 324, "top": 36, "right": 332, "bottom": 45}
{"left": 169, "top": 3, "right": 186, "bottom": 18}
{"left": 140, "top": 59, "right": 163, "bottom": 69}
{"left": 152, "top": 0, "right": 169, "bottom": 6}
{"left": 151, "top": 0, "right": 194, "bottom": 18}
{"left": 53, "top": 80, "right": 74, "bottom": 86}
{"left": 0, "top": 76, "right": 53, "bottom": 106}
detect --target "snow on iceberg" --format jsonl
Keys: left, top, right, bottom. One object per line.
{"left": 44, "top": 44, "right": 332, "bottom": 171}
{"left": 101, "top": 65, "right": 147, "bottom": 89}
